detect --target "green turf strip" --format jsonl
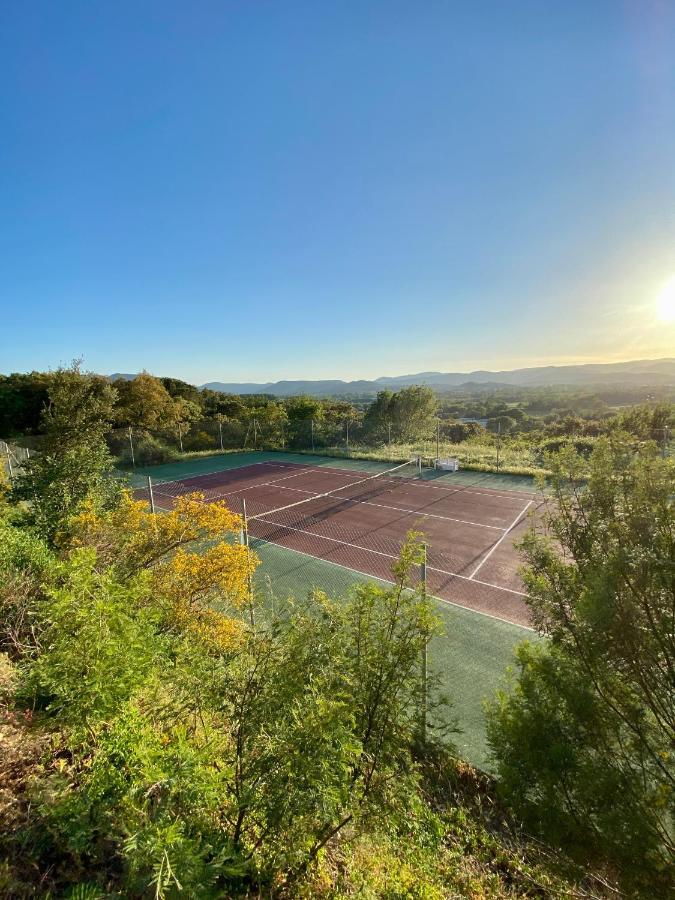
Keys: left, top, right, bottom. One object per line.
{"left": 250, "top": 537, "right": 536, "bottom": 771}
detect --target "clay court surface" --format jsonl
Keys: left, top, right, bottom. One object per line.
{"left": 138, "top": 458, "right": 539, "bottom": 627}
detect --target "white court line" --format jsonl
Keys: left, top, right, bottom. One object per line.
{"left": 468, "top": 499, "right": 533, "bottom": 580}
{"left": 235, "top": 481, "right": 506, "bottom": 531}
{"left": 154, "top": 477, "right": 512, "bottom": 533}
{"left": 148, "top": 457, "right": 535, "bottom": 504}
{"left": 276, "top": 461, "right": 536, "bottom": 502}
{"left": 325, "top": 493, "right": 504, "bottom": 530}
{"left": 249, "top": 535, "right": 535, "bottom": 631}
{"left": 153, "top": 464, "right": 329, "bottom": 500}
{"left": 254, "top": 484, "right": 505, "bottom": 530}
{"left": 250, "top": 517, "right": 527, "bottom": 597}
{"left": 154, "top": 470, "right": 516, "bottom": 532}
{"left": 145, "top": 458, "right": 279, "bottom": 488}
{"left": 394, "top": 478, "right": 537, "bottom": 503}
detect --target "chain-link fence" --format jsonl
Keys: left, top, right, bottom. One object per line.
{"left": 0, "top": 439, "right": 32, "bottom": 481}
{"left": 108, "top": 415, "right": 548, "bottom": 474}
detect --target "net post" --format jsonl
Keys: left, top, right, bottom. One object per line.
{"left": 147, "top": 476, "right": 155, "bottom": 514}
{"left": 420, "top": 541, "right": 428, "bottom": 744}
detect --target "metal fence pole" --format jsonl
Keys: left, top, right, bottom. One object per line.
{"left": 147, "top": 476, "right": 155, "bottom": 514}
{"left": 242, "top": 498, "right": 255, "bottom": 628}
{"left": 311, "top": 419, "right": 315, "bottom": 453}
{"left": 436, "top": 421, "right": 440, "bottom": 460}
{"left": 219, "top": 421, "right": 223, "bottom": 452}
{"left": 128, "top": 427, "right": 136, "bottom": 469}
{"left": 4, "top": 444, "right": 13, "bottom": 481}
{"left": 420, "top": 541, "right": 428, "bottom": 744}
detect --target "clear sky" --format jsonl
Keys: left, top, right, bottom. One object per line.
{"left": 2, "top": 1, "right": 674, "bottom": 384}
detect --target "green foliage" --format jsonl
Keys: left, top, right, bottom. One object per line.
{"left": 486, "top": 437, "right": 675, "bottom": 896}
{"left": 113, "top": 428, "right": 180, "bottom": 466}
{"left": 12, "top": 363, "right": 120, "bottom": 540}
{"left": 0, "top": 371, "right": 50, "bottom": 435}
{"left": 363, "top": 386, "right": 438, "bottom": 443}
{"left": 114, "top": 371, "right": 176, "bottom": 430}
{"left": 0, "top": 519, "right": 55, "bottom": 657}
{"left": 26, "top": 550, "right": 161, "bottom": 728}
{"left": 5, "top": 519, "right": 449, "bottom": 896}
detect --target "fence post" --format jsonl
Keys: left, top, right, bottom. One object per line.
{"left": 4, "top": 443, "right": 13, "bottom": 481}
{"left": 128, "top": 427, "right": 136, "bottom": 468}
{"left": 436, "top": 421, "right": 440, "bottom": 461}
{"left": 311, "top": 419, "right": 315, "bottom": 453}
{"left": 346, "top": 420, "right": 350, "bottom": 450}
{"left": 420, "top": 541, "right": 428, "bottom": 744}
{"left": 147, "top": 476, "right": 155, "bottom": 514}
{"left": 219, "top": 420, "right": 223, "bottom": 452}
{"left": 242, "top": 499, "right": 255, "bottom": 628}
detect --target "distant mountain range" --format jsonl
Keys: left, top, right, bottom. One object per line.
{"left": 110, "top": 358, "right": 675, "bottom": 395}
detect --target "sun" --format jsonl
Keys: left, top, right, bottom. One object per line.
{"left": 656, "top": 276, "right": 675, "bottom": 322}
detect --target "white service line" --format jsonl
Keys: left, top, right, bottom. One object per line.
{"left": 244, "top": 482, "right": 506, "bottom": 530}
{"left": 250, "top": 517, "right": 527, "bottom": 596}
{"left": 396, "top": 478, "right": 537, "bottom": 503}
{"left": 148, "top": 458, "right": 278, "bottom": 488}
{"left": 154, "top": 463, "right": 337, "bottom": 501}
{"left": 328, "top": 493, "right": 504, "bottom": 530}
{"left": 262, "top": 461, "right": 384, "bottom": 479}
{"left": 249, "top": 535, "right": 534, "bottom": 631}
{"left": 467, "top": 499, "right": 533, "bottom": 580}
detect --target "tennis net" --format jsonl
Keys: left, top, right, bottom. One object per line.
{"left": 245, "top": 458, "right": 417, "bottom": 525}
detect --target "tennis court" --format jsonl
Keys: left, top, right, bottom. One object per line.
{"left": 136, "top": 454, "right": 539, "bottom": 627}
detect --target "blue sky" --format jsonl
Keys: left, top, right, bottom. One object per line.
{"left": 2, "top": 1, "right": 674, "bottom": 383}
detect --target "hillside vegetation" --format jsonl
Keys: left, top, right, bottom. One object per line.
{"left": 0, "top": 365, "right": 673, "bottom": 897}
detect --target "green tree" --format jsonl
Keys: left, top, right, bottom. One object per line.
{"left": 114, "top": 371, "right": 176, "bottom": 431}
{"left": 13, "top": 364, "right": 120, "bottom": 541}
{"left": 0, "top": 371, "right": 50, "bottom": 435}
{"left": 363, "top": 386, "right": 438, "bottom": 443}
{"left": 486, "top": 438, "right": 675, "bottom": 896}
{"left": 486, "top": 414, "right": 517, "bottom": 434}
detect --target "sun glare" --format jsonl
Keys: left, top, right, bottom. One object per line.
{"left": 656, "top": 276, "right": 675, "bottom": 322}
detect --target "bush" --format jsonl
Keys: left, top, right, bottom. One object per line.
{"left": 114, "top": 431, "right": 179, "bottom": 466}
{"left": 183, "top": 429, "right": 216, "bottom": 452}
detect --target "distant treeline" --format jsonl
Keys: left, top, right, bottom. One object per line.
{"left": 1, "top": 371, "right": 673, "bottom": 467}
